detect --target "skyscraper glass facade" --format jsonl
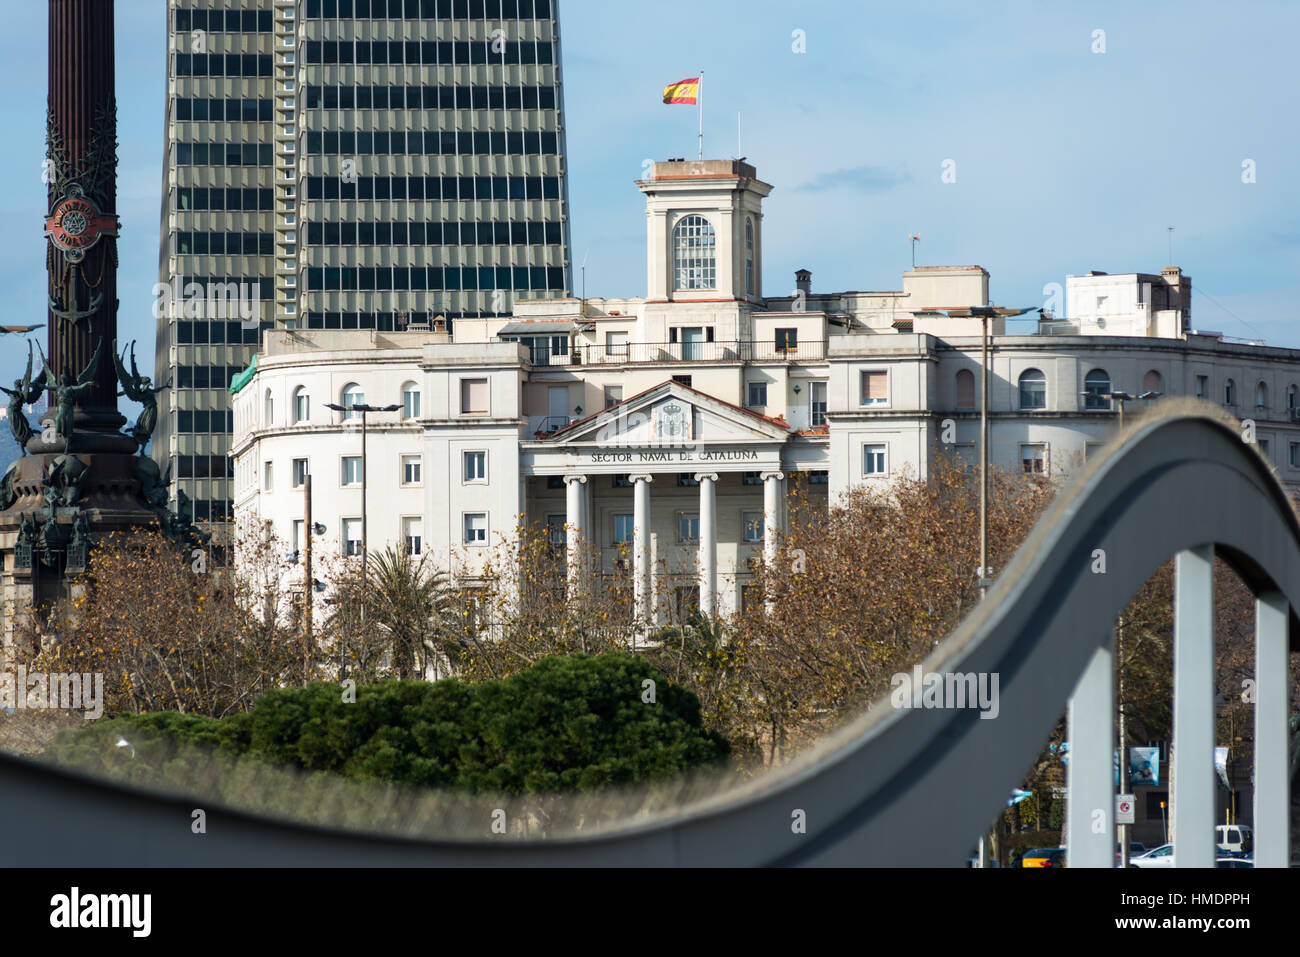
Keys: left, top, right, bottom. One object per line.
{"left": 155, "top": 0, "right": 571, "bottom": 526}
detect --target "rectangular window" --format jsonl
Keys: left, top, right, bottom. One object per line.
{"left": 292, "top": 458, "right": 309, "bottom": 487}
{"left": 263, "top": 461, "right": 273, "bottom": 491}
{"left": 775, "top": 328, "right": 798, "bottom": 353}
{"left": 742, "top": 511, "right": 764, "bottom": 543}
{"left": 463, "top": 513, "right": 488, "bottom": 545}
{"left": 612, "top": 474, "right": 633, "bottom": 489}
{"left": 863, "top": 444, "right": 887, "bottom": 476}
{"left": 677, "top": 511, "right": 700, "bottom": 543}
{"left": 402, "top": 454, "right": 422, "bottom": 485}
{"left": 402, "top": 517, "right": 423, "bottom": 556}
{"left": 342, "top": 518, "right": 362, "bottom": 557}
{"left": 464, "top": 450, "right": 487, "bottom": 482}
{"left": 811, "top": 381, "right": 828, "bottom": 426}
{"left": 742, "top": 471, "right": 763, "bottom": 486}
{"left": 342, "top": 456, "right": 363, "bottom": 486}
{"left": 461, "top": 377, "right": 489, "bottom": 414}
{"left": 292, "top": 520, "right": 304, "bottom": 555}
{"left": 677, "top": 473, "right": 700, "bottom": 487}
{"left": 860, "top": 371, "right": 888, "bottom": 406}
{"left": 604, "top": 385, "right": 623, "bottom": 409}
{"left": 606, "top": 330, "right": 628, "bottom": 356}
{"left": 1020, "top": 443, "right": 1049, "bottom": 475}
{"left": 1291, "top": 443, "right": 1300, "bottom": 469}
{"left": 740, "top": 584, "right": 762, "bottom": 616}
{"left": 1259, "top": 438, "right": 1270, "bottom": 458}
{"left": 613, "top": 514, "right": 634, "bottom": 544}
{"left": 403, "top": 388, "right": 421, "bottom": 420}
{"left": 546, "top": 514, "right": 566, "bottom": 547}
{"left": 747, "top": 381, "right": 768, "bottom": 409}
{"left": 1196, "top": 375, "right": 1208, "bottom": 399}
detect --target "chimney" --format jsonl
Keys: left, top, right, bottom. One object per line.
{"left": 795, "top": 269, "right": 812, "bottom": 295}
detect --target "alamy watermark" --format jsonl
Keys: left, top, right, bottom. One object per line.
{"left": 890, "top": 664, "right": 999, "bottom": 719}
{"left": 152, "top": 275, "right": 261, "bottom": 328}
{"left": 1, "top": 667, "right": 104, "bottom": 719}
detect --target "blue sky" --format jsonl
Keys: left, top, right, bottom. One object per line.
{"left": 1, "top": 0, "right": 1297, "bottom": 395}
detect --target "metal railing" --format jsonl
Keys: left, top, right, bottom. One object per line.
{"left": 578, "top": 340, "right": 827, "bottom": 365}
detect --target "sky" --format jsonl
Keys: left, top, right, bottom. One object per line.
{"left": 1, "top": 0, "right": 1297, "bottom": 398}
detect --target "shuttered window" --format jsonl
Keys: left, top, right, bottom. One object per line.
{"left": 460, "top": 378, "right": 489, "bottom": 414}
{"left": 860, "top": 371, "right": 888, "bottom": 406}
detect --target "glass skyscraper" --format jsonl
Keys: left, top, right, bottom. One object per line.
{"left": 155, "top": 0, "right": 572, "bottom": 528}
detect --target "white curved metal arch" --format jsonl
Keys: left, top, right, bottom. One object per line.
{"left": 0, "top": 404, "right": 1293, "bottom": 866}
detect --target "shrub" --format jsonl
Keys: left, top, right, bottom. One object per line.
{"left": 44, "top": 652, "right": 729, "bottom": 795}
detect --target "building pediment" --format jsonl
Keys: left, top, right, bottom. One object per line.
{"left": 551, "top": 381, "right": 791, "bottom": 449}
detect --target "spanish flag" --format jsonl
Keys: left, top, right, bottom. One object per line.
{"left": 663, "top": 77, "right": 700, "bottom": 105}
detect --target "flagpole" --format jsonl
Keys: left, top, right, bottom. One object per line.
{"left": 698, "top": 71, "right": 704, "bottom": 160}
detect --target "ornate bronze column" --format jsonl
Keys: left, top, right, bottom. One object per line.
{"left": 42, "top": 0, "right": 129, "bottom": 445}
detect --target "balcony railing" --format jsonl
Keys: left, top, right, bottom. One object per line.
{"left": 578, "top": 340, "right": 827, "bottom": 365}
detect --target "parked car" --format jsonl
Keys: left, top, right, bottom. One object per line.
{"left": 1215, "top": 856, "right": 1253, "bottom": 868}
{"left": 1129, "top": 843, "right": 1175, "bottom": 868}
{"left": 1115, "top": 841, "right": 1147, "bottom": 864}
{"left": 1021, "top": 848, "right": 1066, "bottom": 868}
{"left": 1215, "top": 825, "right": 1253, "bottom": 855}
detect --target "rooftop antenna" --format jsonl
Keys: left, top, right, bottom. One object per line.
{"left": 581, "top": 248, "right": 590, "bottom": 316}
{"left": 909, "top": 234, "right": 921, "bottom": 269}
{"left": 1168, "top": 225, "right": 1174, "bottom": 265}
{"left": 737, "top": 110, "right": 741, "bottom": 159}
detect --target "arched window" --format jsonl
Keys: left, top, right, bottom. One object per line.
{"left": 1255, "top": 380, "right": 1268, "bottom": 409}
{"left": 673, "top": 214, "right": 716, "bottom": 290}
{"left": 342, "top": 383, "right": 364, "bottom": 420}
{"left": 745, "top": 217, "right": 754, "bottom": 296}
{"left": 955, "top": 369, "right": 975, "bottom": 410}
{"left": 293, "top": 386, "right": 310, "bottom": 424}
{"left": 1289, "top": 384, "right": 1298, "bottom": 411}
{"left": 1143, "top": 370, "right": 1162, "bottom": 395}
{"left": 1019, "top": 369, "right": 1047, "bottom": 410}
{"left": 402, "top": 381, "right": 421, "bottom": 420}
{"left": 1224, "top": 378, "right": 1236, "bottom": 406}
{"left": 1084, "top": 369, "right": 1111, "bottom": 410}
{"left": 264, "top": 389, "right": 274, "bottom": 425}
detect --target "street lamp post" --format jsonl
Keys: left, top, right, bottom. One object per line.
{"left": 324, "top": 400, "right": 401, "bottom": 679}
{"left": 1077, "top": 386, "right": 1159, "bottom": 867}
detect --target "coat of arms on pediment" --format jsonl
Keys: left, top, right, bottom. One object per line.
{"left": 653, "top": 401, "right": 692, "bottom": 442}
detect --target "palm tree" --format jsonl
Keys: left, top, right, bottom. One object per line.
{"left": 363, "top": 545, "right": 459, "bottom": 680}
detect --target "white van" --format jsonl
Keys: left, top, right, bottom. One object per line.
{"left": 1215, "top": 824, "right": 1253, "bottom": 855}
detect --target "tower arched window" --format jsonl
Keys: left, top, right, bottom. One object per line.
{"left": 402, "top": 381, "right": 421, "bottom": 420}
{"left": 1288, "top": 384, "right": 1298, "bottom": 411}
{"left": 1084, "top": 369, "right": 1111, "bottom": 410}
{"left": 1225, "top": 378, "right": 1236, "bottom": 406}
{"left": 293, "top": 386, "right": 310, "bottom": 424}
{"left": 1255, "top": 380, "right": 1268, "bottom": 409}
{"left": 342, "top": 383, "right": 364, "bottom": 420}
{"left": 955, "top": 369, "right": 975, "bottom": 410}
{"left": 1019, "top": 369, "right": 1047, "bottom": 410}
{"left": 1143, "top": 370, "right": 1162, "bottom": 395}
{"left": 673, "top": 214, "right": 716, "bottom": 291}
{"left": 264, "top": 389, "right": 274, "bottom": 425}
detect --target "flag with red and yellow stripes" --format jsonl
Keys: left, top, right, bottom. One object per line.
{"left": 662, "top": 77, "right": 700, "bottom": 105}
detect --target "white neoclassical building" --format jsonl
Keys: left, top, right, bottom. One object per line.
{"left": 230, "top": 158, "right": 1300, "bottom": 621}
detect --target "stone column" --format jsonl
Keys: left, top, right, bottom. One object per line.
{"left": 761, "top": 471, "right": 785, "bottom": 570}
{"left": 564, "top": 474, "right": 587, "bottom": 595}
{"left": 696, "top": 472, "right": 718, "bottom": 618}
{"left": 631, "top": 474, "right": 653, "bottom": 623}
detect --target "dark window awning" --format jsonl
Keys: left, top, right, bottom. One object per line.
{"left": 497, "top": 321, "right": 574, "bottom": 336}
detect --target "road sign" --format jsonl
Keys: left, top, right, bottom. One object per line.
{"left": 1116, "top": 794, "right": 1136, "bottom": 825}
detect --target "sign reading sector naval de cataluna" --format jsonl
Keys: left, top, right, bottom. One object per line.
{"left": 585, "top": 448, "right": 763, "bottom": 465}
{"left": 45, "top": 194, "right": 118, "bottom": 255}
